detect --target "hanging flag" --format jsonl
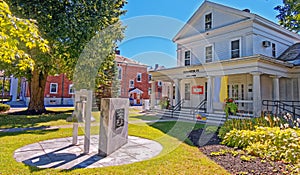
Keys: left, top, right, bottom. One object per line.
{"left": 219, "top": 76, "right": 228, "bottom": 103}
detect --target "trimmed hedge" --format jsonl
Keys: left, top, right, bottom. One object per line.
{"left": 0, "top": 103, "right": 10, "bottom": 112}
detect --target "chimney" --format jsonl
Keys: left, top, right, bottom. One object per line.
{"left": 155, "top": 64, "right": 159, "bottom": 70}
{"left": 243, "top": 9, "right": 250, "bottom": 13}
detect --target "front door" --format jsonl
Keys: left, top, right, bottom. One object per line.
{"left": 228, "top": 83, "right": 246, "bottom": 111}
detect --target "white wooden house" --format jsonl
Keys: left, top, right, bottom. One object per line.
{"left": 150, "top": 1, "right": 300, "bottom": 117}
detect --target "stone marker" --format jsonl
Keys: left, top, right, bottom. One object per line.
{"left": 98, "top": 98, "right": 129, "bottom": 157}
{"left": 72, "top": 89, "right": 93, "bottom": 154}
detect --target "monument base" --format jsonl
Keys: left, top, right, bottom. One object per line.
{"left": 98, "top": 98, "right": 129, "bottom": 157}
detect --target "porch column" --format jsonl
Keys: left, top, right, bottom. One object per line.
{"left": 206, "top": 76, "right": 214, "bottom": 113}
{"left": 169, "top": 83, "right": 174, "bottom": 106}
{"left": 298, "top": 77, "right": 300, "bottom": 101}
{"left": 9, "top": 76, "right": 18, "bottom": 102}
{"left": 271, "top": 75, "right": 281, "bottom": 101}
{"left": 150, "top": 81, "right": 156, "bottom": 109}
{"left": 174, "top": 79, "right": 181, "bottom": 105}
{"left": 252, "top": 72, "right": 262, "bottom": 117}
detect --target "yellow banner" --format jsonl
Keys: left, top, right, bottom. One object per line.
{"left": 219, "top": 76, "right": 228, "bottom": 103}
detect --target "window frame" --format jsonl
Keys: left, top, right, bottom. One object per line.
{"left": 205, "top": 13, "right": 212, "bottom": 30}
{"left": 184, "top": 50, "right": 191, "bottom": 66}
{"left": 50, "top": 83, "right": 58, "bottom": 94}
{"left": 148, "top": 74, "right": 152, "bottom": 82}
{"left": 68, "top": 84, "right": 75, "bottom": 94}
{"left": 129, "top": 80, "right": 134, "bottom": 88}
{"left": 205, "top": 44, "right": 213, "bottom": 63}
{"left": 137, "top": 73, "right": 142, "bottom": 82}
{"left": 184, "top": 83, "right": 191, "bottom": 100}
{"left": 230, "top": 38, "right": 241, "bottom": 59}
{"left": 158, "top": 81, "right": 162, "bottom": 87}
{"left": 118, "top": 66, "right": 122, "bottom": 80}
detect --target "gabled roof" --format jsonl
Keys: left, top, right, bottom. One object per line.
{"left": 278, "top": 43, "right": 300, "bottom": 66}
{"left": 129, "top": 88, "right": 143, "bottom": 94}
{"left": 173, "top": 1, "right": 300, "bottom": 42}
{"left": 115, "top": 55, "right": 147, "bottom": 67}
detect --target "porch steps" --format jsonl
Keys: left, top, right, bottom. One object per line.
{"left": 150, "top": 108, "right": 252, "bottom": 125}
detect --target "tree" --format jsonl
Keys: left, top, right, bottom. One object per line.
{"left": 7, "top": 0, "right": 126, "bottom": 113}
{"left": 275, "top": 0, "right": 300, "bottom": 33}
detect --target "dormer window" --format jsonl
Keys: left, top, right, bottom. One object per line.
{"left": 205, "top": 13, "right": 212, "bottom": 30}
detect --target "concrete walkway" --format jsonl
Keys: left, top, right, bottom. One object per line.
{"left": 14, "top": 135, "right": 163, "bottom": 169}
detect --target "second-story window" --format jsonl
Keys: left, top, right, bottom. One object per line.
{"left": 137, "top": 73, "right": 142, "bottom": 82}
{"left": 118, "top": 66, "right": 122, "bottom": 80}
{"left": 148, "top": 74, "right": 152, "bottom": 82}
{"left": 231, "top": 39, "right": 240, "bottom": 58}
{"left": 272, "top": 43, "right": 276, "bottom": 58}
{"left": 129, "top": 80, "right": 134, "bottom": 88}
{"left": 205, "top": 13, "right": 212, "bottom": 30}
{"left": 184, "top": 50, "right": 191, "bottom": 66}
{"left": 205, "top": 45, "right": 213, "bottom": 63}
{"left": 69, "top": 84, "right": 75, "bottom": 94}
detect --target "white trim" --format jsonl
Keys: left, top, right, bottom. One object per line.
{"left": 137, "top": 73, "right": 142, "bottom": 82}
{"left": 204, "top": 44, "right": 214, "bottom": 63}
{"left": 129, "top": 80, "right": 134, "bottom": 88}
{"left": 50, "top": 83, "right": 58, "bottom": 94}
{"left": 68, "top": 84, "right": 74, "bottom": 94}
{"left": 230, "top": 37, "right": 242, "bottom": 59}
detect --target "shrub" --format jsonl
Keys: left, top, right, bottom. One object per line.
{"left": 218, "top": 114, "right": 287, "bottom": 140}
{"left": 222, "top": 127, "right": 300, "bottom": 164}
{"left": 0, "top": 103, "right": 10, "bottom": 112}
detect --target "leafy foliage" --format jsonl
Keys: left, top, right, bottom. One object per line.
{"left": 275, "top": 0, "right": 300, "bottom": 33}
{"left": 0, "top": 0, "right": 49, "bottom": 75}
{"left": 0, "top": 103, "right": 10, "bottom": 112}
{"left": 222, "top": 127, "right": 300, "bottom": 164}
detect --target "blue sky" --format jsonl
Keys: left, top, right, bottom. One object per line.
{"left": 119, "top": 0, "right": 283, "bottom": 68}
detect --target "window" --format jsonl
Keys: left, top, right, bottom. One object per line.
{"left": 184, "top": 50, "right": 191, "bottom": 66}
{"left": 148, "top": 88, "right": 151, "bottom": 95}
{"left": 50, "top": 83, "right": 58, "bottom": 94}
{"left": 129, "top": 80, "right": 134, "bottom": 88}
{"left": 231, "top": 39, "right": 240, "bottom": 58}
{"left": 205, "top": 45, "right": 213, "bottom": 63}
{"left": 148, "top": 74, "right": 152, "bottom": 82}
{"left": 137, "top": 73, "right": 142, "bottom": 82}
{"left": 205, "top": 13, "right": 212, "bottom": 30}
{"left": 272, "top": 43, "right": 276, "bottom": 58}
{"left": 158, "top": 81, "right": 162, "bottom": 87}
{"left": 118, "top": 66, "right": 122, "bottom": 80}
{"left": 69, "top": 84, "right": 75, "bottom": 94}
{"left": 184, "top": 83, "right": 190, "bottom": 100}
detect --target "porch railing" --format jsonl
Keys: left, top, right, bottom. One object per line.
{"left": 193, "top": 99, "right": 207, "bottom": 114}
{"left": 262, "top": 100, "right": 300, "bottom": 119}
{"left": 171, "top": 99, "right": 185, "bottom": 117}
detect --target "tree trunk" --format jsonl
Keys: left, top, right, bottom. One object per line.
{"left": 27, "top": 69, "right": 48, "bottom": 114}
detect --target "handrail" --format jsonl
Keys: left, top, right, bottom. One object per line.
{"left": 193, "top": 99, "right": 207, "bottom": 114}
{"left": 262, "top": 100, "right": 300, "bottom": 119}
{"left": 171, "top": 99, "right": 184, "bottom": 117}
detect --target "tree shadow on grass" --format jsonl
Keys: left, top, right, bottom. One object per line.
{"left": 0, "top": 128, "right": 59, "bottom": 138}
{"left": 0, "top": 112, "right": 71, "bottom": 129}
{"left": 147, "top": 121, "right": 205, "bottom": 146}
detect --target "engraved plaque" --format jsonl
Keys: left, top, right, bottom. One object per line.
{"left": 114, "top": 108, "right": 125, "bottom": 130}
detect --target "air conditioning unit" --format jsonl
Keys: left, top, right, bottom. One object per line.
{"left": 262, "top": 41, "right": 271, "bottom": 47}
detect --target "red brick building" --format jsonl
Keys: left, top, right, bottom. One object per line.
{"left": 21, "top": 55, "right": 157, "bottom": 106}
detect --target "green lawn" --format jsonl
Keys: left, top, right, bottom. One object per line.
{"left": 0, "top": 108, "right": 229, "bottom": 175}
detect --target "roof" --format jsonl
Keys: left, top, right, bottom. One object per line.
{"left": 129, "top": 88, "right": 143, "bottom": 94}
{"left": 173, "top": 1, "right": 300, "bottom": 42}
{"left": 278, "top": 43, "right": 300, "bottom": 66}
{"left": 115, "top": 55, "right": 147, "bottom": 67}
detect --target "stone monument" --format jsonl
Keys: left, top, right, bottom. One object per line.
{"left": 98, "top": 98, "right": 129, "bottom": 157}
{"left": 72, "top": 89, "right": 93, "bottom": 154}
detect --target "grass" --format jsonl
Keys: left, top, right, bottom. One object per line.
{"left": 0, "top": 108, "right": 229, "bottom": 175}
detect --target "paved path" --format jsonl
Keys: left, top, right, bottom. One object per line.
{"left": 14, "top": 135, "right": 163, "bottom": 169}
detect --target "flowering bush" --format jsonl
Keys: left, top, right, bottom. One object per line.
{"left": 224, "top": 98, "right": 238, "bottom": 119}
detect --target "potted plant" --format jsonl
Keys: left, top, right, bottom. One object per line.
{"left": 224, "top": 98, "right": 238, "bottom": 120}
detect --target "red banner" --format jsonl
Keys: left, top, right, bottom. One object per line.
{"left": 192, "top": 86, "right": 204, "bottom": 94}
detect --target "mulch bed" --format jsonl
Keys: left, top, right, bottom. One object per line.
{"left": 188, "top": 128, "right": 291, "bottom": 175}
